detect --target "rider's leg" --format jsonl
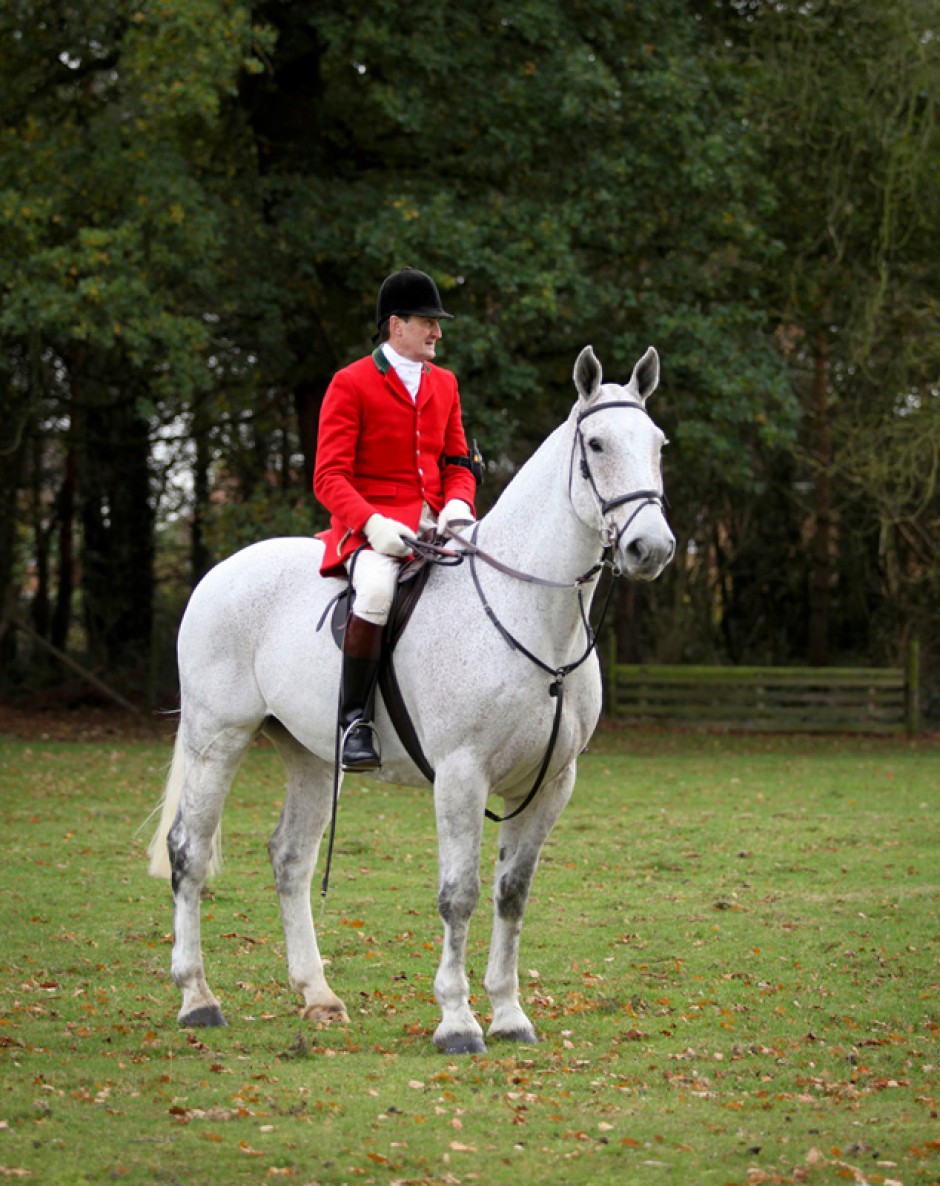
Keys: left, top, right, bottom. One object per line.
{"left": 340, "top": 550, "right": 399, "bottom": 771}
{"left": 340, "top": 614, "right": 383, "bottom": 771}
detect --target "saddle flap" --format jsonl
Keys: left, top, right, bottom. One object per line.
{"left": 327, "top": 551, "right": 435, "bottom": 653}
{"left": 329, "top": 587, "right": 352, "bottom": 649}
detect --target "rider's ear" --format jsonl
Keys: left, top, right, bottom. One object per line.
{"left": 630, "top": 346, "right": 660, "bottom": 405}
{"left": 573, "top": 345, "right": 603, "bottom": 405}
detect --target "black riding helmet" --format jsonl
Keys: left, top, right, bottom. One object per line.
{"left": 375, "top": 267, "right": 454, "bottom": 328}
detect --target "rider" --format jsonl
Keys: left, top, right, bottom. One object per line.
{"left": 314, "top": 267, "right": 478, "bottom": 771}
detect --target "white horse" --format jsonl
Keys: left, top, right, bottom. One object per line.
{"left": 148, "top": 345, "right": 675, "bottom": 1054}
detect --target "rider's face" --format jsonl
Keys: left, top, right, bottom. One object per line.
{"left": 391, "top": 315, "right": 442, "bottom": 364}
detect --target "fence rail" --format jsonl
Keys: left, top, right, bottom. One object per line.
{"left": 604, "top": 641, "right": 921, "bottom": 736}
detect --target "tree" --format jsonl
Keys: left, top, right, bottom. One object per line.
{"left": 235, "top": 0, "right": 797, "bottom": 664}
{"left": 718, "top": 0, "right": 940, "bottom": 666}
{"left": 2, "top": 0, "right": 937, "bottom": 714}
{"left": 0, "top": 0, "right": 272, "bottom": 668}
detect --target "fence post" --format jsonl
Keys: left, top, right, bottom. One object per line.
{"left": 905, "top": 638, "right": 920, "bottom": 738}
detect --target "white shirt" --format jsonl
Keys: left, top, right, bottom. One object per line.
{"left": 381, "top": 343, "right": 423, "bottom": 401}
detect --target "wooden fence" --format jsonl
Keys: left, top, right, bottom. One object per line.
{"left": 604, "top": 640, "right": 921, "bottom": 736}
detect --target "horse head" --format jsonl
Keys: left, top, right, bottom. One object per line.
{"left": 570, "top": 345, "right": 676, "bottom": 580}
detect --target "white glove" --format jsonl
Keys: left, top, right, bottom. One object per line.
{"left": 363, "top": 513, "right": 414, "bottom": 558}
{"left": 437, "top": 499, "right": 475, "bottom": 535}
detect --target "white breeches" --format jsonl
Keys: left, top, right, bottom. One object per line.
{"left": 347, "top": 550, "right": 402, "bottom": 626}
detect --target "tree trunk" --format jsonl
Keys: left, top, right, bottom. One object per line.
{"left": 614, "top": 581, "right": 642, "bottom": 663}
{"left": 0, "top": 425, "right": 25, "bottom": 675}
{"left": 294, "top": 380, "right": 324, "bottom": 494}
{"left": 51, "top": 441, "right": 77, "bottom": 652}
{"left": 809, "top": 326, "right": 832, "bottom": 666}
{"left": 81, "top": 390, "right": 155, "bottom": 669}
{"left": 29, "top": 427, "right": 51, "bottom": 640}
{"left": 190, "top": 394, "right": 213, "bottom": 585}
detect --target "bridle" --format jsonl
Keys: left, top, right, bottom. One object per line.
{"left": 415, "top": 398, "right": 667, "bottom": 587}
{"left": 570, "top": 398, "right": 667, "bottom": 558}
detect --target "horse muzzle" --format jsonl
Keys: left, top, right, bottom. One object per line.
{"left": 617, "top": 511, "right": 676, "bottom": 581}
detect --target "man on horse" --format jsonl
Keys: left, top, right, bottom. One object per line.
{"left": 314, "top": 267, "right": 478, "bottom": 772}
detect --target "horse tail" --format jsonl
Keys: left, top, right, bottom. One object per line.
{"left": 147, "top": 732, "right": 223, "bottom": 881}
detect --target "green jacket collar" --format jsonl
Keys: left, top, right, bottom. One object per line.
{"left": 372, "top": 345, "right": 430, "bottom": 376}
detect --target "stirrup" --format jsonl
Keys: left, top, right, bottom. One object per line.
{"left": 341, "top": 719, "right": 381, "bottom": 772}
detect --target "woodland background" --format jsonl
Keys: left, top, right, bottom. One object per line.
{"left": 1, "top": 0, "right": 938, "bottom": 720}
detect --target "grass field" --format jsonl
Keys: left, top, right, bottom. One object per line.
{"left": 0, "top": 725, "right": 937, "bottom": 1186}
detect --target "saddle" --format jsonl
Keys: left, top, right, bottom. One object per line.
{"left": 319, "top": 533, "right": 574, "bottom": 827}
{"left": 325, "top": 552, "right": 437, "bottom": 782}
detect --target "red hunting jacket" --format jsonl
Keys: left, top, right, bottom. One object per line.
{"left": 314, "top": 348, "right": 477, "bottom": 577}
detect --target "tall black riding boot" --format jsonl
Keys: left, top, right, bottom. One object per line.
{"left": 340, "top": 614, "right": 383, "bottom": 772}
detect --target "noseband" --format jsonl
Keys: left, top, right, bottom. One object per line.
{"left": 571, "top": 400, "right": 666, "bottom": 555}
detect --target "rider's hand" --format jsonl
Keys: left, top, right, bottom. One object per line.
{"left": 438, "top": 499, "right": 475, "bottom": 535}
{"left": 363, "top": 513, "right": 415, "bottom": 558}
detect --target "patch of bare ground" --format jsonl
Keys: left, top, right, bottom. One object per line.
{"left": 0, "top": 694, "right": 178, "bottom": 743}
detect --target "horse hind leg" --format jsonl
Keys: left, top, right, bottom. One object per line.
{"left": 168, "top": 724, "right": 255, "bottom": 1028}
{"left": 485, "top": 763, "right": 577, "bottom": 1044}
{"left": 265, "top": 722, "right": 349, "bottom": 1025}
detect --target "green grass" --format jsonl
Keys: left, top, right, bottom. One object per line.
{"left": 0, "top": 728, "right": 938, "bottom": 1186}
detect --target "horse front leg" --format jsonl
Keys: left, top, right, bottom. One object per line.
{"left": 432, "top": 762, "right": 488, "bottom": 1054}
{"left": 265, "top": 725, "right": 348, "bottom": 1025}
{"left": 485, "top": 763, "right": 577, "bottom": 1044}
{"left": 169, "top": 727, "right": 255, "bottom": 1027}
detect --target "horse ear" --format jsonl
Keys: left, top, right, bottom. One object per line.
{"left": 573, "top": 345, "right": 603, "bottom": 405}
{"left": 631, "top": 346, "right": 660, "bottom": 405}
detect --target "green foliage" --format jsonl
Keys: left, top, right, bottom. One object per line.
{"left": 1, "top": 0, "right": 938, "bottom": 693}
{"left": 200, "top": 487, "right": 325, "bottom": 560}
{"left": 0, "top": 1, "right": 280, "bottom": 665}
{"left": 254, "top": 0, "right": 796, "bottom": 465}
{"left": 0, "top": 729, "right": 938, "bottom": 1184}
{"left": 0, "top": 1, "right": 270, "bottom": 384}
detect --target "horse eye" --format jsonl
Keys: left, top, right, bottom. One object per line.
{"left": 588, "top": 438, "right": 603, "bottom": 454}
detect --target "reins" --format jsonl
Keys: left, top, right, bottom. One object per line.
{"left": 461, "top": 521, "right": 618, "bottom": 822}
{"left": 321, "top": 396, "right": 666, "bottom": 897}
{"left": 407, "top": 529, "right": 604, "bottom": 589}
{"left": 426, "top": 398, "right": 665, "bottom": 822}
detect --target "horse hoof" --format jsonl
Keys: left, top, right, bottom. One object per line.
{"left": 435, "top": 1032, "right": 487, "bottom": 1055}
{"left": 492, "top": 1027, "right": 538, "bottom": 1045}
{"left": 179, "top": 1004, "right": 227, "bottom": 1028}
{"left": 302, "top": 1002, "right": 350, "bottom": 1025}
